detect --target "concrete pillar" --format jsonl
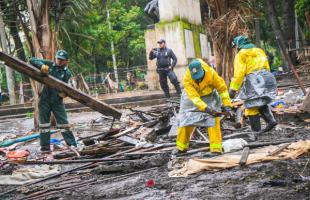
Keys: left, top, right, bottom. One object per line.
{"left": 144, "top": 0, "right": 210, "bottom": 90}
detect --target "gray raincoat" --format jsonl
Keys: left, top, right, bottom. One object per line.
{"left": 239, "top": 69, "right": 277, "bottom": 108}
{"left": 177, "top": 90, "right": 222, "bottom": 127}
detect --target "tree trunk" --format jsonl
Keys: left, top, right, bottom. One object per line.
{"left": 107, "top": 9, "right": 119, "bottom": 85}
{"left": 283, "top": 0, "right": 296, "bottom": 64}
{"left": 26, "top": 0, "right": 55, "bottom": 129}
{"left": 305, "top": 11, "right": 310, "bottom": 31}
{"left": 266, "top": 0, "right": 306, "bottom": 95}
{"left": 6, "top": 10, "right": 30, "bottom": 83}
{"left": 17, "top": 8, "right": 35, "bottom": 56}
{"left": 266, "top": 0, "right": 288, "bottom": 70}
{"left": 255, "top": 18, "right": 261, "bottom": 47}
{"left": 0, "top": 14, "right": 16, "bottom": 105}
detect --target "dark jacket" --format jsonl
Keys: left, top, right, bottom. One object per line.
{"left": 149, "top": 47, "right": 177, "bottom": 69}
{"left": 29, "top": 58, "right": 72, "bottom": 104}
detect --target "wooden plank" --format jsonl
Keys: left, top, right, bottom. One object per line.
{"left": 0, "top": 52, "right": 122, "bottom": 119}
{"left": 268, "top": 143, "right": 291, "bottom": 156}
{"left": 239, "top": 147, "right": 250, "bottom": 166}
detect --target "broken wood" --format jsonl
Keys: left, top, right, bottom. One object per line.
{"left": 0, "top": 162, "right": 96, "bottom": 198}
{"left": 111, "top": 127, "right": 137, "bottom": 138}
{"left": 246, "top": 139, "right": 296, "bottom": 148}
{"left": 12, "top": 158, "right": 130, "bottom": 165}
{"left": 54, "top": 146, "right": 130, "bottom": 159}
{"left": 239, "top": 147, "right": 250, "bottom": 166}
{"left": 268, "top": 143, "right": 291, "bottom": 156}
{"left": 235, "top": 106, "right": 244, "bottom": 128}
{"left": 0, "top": 52, "right": 122, "bottom": 119}
{"left": 20, "top": 167, "right": 159, "bottom": 200}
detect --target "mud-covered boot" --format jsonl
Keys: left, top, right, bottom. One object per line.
{"left": 260, "top": 105, "right": 277, "bottom": 133}
{"left": 40, "top": 131, "right": 51, "bottom": 154}
{"left": 171, "top": 149, "right": 187, "bottom": 158}
{"left": 248, "top": 115, "right": 261, "bottom": 132}
{"left": 62, "top": 130, "right": 77, "bottom": 147}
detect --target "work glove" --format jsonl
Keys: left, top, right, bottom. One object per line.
{"left": 58, "top": 92, "right": 67, "bottom": 98}
{"left": 205, "top": 107, "right": 221, "bottom": 117}
{"left": 222, "top": 106, "right": 234, "bottom": 118}
{"left": 40, "top": 64, "right": 49, "bottom": 75}
{"left": 229, "top": 89, "right": 237, "bottom": 99}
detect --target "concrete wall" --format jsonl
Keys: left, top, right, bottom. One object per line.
{"left": 158, "top": 0, "right": 202, "bottom": 25}
{"left": 145, "top": 21, "right": 209, "bottom": 89}
{"left": 145, "top": 28, "right": 159, "bottom": 90}
{"left": 144, "top": 0, "right": 209, "bottom": 90}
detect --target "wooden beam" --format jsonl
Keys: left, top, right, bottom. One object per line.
{"left": 239, "top": 147, "right": 250, "bottom": 166}
{"left": 0, "top": 52, "right": 122, "bottom": 119}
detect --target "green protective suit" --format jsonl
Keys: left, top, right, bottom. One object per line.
{"left": 29, "top": 58, "right": 77, "bottom": 150}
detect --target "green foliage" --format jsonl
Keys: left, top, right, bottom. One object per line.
{"left": 59, "top": 0, "right": 151, "bottom": 78}
{"left": 296, "top": 0, "right": 310, "bottom": 34}
{"left": 296, "top": 0, "right": 310, "bottom": 18}
{"left": 26, "top": 112, "right": 33, "bottom": 118}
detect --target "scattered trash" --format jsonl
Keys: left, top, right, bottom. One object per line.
{"left": 6, "top": 150, "right": 30, "bottom": 161}
{"left": 271, "top": 100, "right": 286, "bottom": 108}
{"left": 0, "top": 131, "right": 57, "bottom": 147}
{"left": 0, "top": 165, "right": 60, "bottom": 185}
{"left": 222, "top": 138, "right": 248, "bottom": 153}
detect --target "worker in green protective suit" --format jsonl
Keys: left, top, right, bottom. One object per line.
{"left": 29, "top": 50, "right": 77, "bottom": 153}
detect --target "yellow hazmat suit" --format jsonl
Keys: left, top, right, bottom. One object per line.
{"left": 176, "top": 59, "right": 232, "bottom": 153}
{"left": 230, "top": 48, "right": 270, "bottom": 116}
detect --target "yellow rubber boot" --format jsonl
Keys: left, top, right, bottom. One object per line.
{"left": 207, "top": 117, "right": 222, "bottom": 153}
{"left": 176, "top": 126, "right": 195, "bottom": 152}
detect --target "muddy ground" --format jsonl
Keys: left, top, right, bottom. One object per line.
{"left": 0, "top": 86, "right": 310, "bottom": 199}
{"left": 0, "top": 109, "right": 309, "bottom": 199}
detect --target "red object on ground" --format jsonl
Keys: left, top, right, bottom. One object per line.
{"left": 6, "top": 150, "right": 30, "bottom": 159}
{"left": 146, "top": 179, "right": 155, "bottom": 187}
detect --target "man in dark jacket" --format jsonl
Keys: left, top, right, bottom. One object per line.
{"left": 149, "top": 39, "right": 182, "bottom": 98}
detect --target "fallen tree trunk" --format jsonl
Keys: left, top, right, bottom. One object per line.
{"left": 0, "top": 52, "right": 122, "bottom": 119}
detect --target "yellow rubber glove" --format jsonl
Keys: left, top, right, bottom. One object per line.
{"left": 41, "top": 65, "right": 49, "bottom": 74}
{"left": 58, "top": 92, "right": 67, "bottom": 98}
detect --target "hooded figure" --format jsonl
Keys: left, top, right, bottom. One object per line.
{"left": 229, "top": 36, "right": 277, "bottom": 133}
{"left": 175, "top": 59, "right": 233, "bottom": 155}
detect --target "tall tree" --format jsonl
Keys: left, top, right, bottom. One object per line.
{"left": 283, "top": 0, "right": 297, "bottom": 63}
{"left": 0, "top": 13, "right": 16, "bottom": 105}
{"left": 267, "top": 0, "right": 306, "bottom": 95}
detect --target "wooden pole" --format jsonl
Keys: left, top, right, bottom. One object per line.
{"left": 0, "top": 14, "right": 16, "bottom": 105}
{"left": 0, "top": 52, "right": 122, "bottom": 119}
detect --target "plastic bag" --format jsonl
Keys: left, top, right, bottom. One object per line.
{"left": 222, "top": 138, "right": 248, "bottom": 153}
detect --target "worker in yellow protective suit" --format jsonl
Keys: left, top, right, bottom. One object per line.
{"left": 175, "top": 59, "right": 233, "bottom": 155}
{"left": 229, "top": 35, "right": 277, "bottom": 133}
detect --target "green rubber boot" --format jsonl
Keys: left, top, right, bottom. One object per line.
{"left": 61, "top": 130, "right": 77, "bottom": 147}
{"left": 40, "top": 131, "right": 51, "bottom": 152}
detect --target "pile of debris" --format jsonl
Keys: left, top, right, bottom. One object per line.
{"left": 0, "top": 89, "right": 309, "bottom": 199}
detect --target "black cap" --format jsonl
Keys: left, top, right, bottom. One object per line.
{"left": 157, "top": 39, "right": 166, "bottom": 44}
